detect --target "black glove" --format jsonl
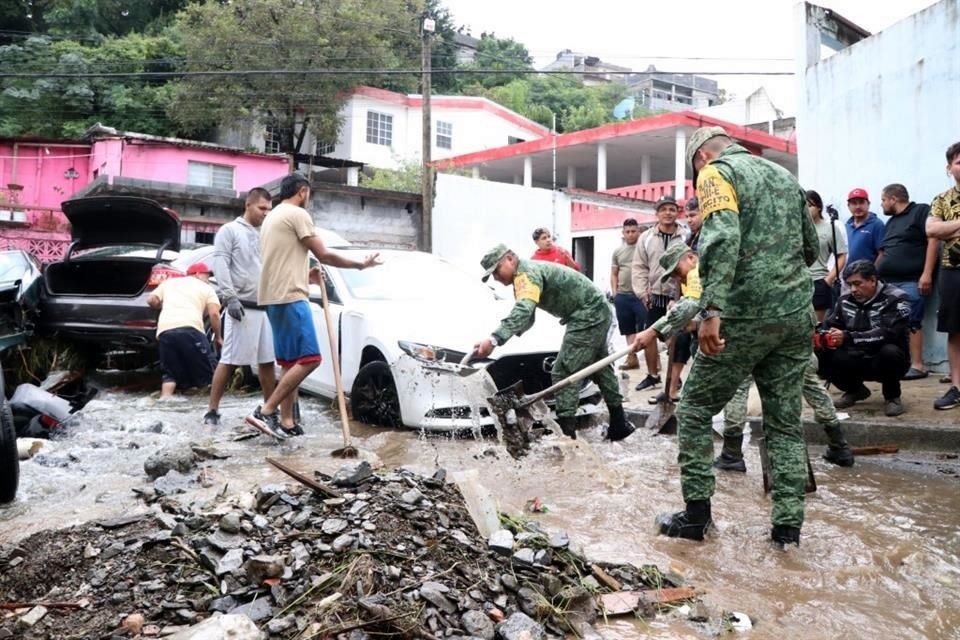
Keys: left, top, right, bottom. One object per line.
{"left": 606, "top": 292, "right": 616, "bottom": 303}
{"left": 227, "top": 299, "right": 245, "bottom": 321}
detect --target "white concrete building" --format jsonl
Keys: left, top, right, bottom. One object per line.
{"left": 325, "top": 86, "right": 549, "bottom": 171}
{"left": 794, "top": 0, "right": 960, "bottom": 368}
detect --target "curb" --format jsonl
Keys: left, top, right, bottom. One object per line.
{"left": 624, "top": 408, "right": 960, "bottom": 452}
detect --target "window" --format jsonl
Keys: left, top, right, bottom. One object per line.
{"left": 366, "top": 111, "right": 393, "bottom": 146}
{"left": 187, "top": 161, "right": 235, "bottom": 190}
{"left": 436, "top": 121, "right": 452, "bottom": 149}
{"left": 264, "top": 124, "right": 282, "bottom": 154}
{"left": 315, "top": 140, "right": 335, "bottom": 156}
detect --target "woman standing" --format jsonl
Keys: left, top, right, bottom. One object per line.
{"left": 807, "top": 190, "right": 847, "bottom": 322}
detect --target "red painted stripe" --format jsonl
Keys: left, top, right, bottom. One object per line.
{"left": 434, "top": 111, "right": 795, "bottom": 170}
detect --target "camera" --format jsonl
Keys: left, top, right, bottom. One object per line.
{"left": 826, "top": 204, "right": 840, "bottom": 221}
{"left": 813, "top": 329, "right": 841, "bottom": 349}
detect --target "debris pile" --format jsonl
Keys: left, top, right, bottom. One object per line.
{"left": 0, "top": 463, "right": 695, "bottom": 639}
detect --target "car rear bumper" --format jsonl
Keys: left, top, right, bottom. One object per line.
{"left": 38, "top": 296, "right": 159, "bottom": 347}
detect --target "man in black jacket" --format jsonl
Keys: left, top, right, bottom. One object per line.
{"left": 817, "top": 260, "right": 911, "bottom": 416}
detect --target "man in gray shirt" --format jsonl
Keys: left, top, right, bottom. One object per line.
{"left": 204, "top": 188, "right": 277, "bottom": 425}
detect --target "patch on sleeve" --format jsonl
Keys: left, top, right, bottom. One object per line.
{"left": 513, "top": 273, "right": 541, "bottom": 303}
{"left": 696, "top": 165, "right": 739, "bottom": 218}
{"left": 681, "top": 267, "right": 703, "bottom": 300}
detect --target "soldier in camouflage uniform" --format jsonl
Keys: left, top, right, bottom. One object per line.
{"left": 651, "top": 126, "right": 818, "bottom": 547}
{"left": 716, "top": 355, "right": 854, "bottom": 472}
{"left": 473, "top": 244, "right": 634, "bottom": 441}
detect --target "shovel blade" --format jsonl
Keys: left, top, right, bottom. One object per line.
{"left": 645, "top": 401, "right": 676, "bottom": 433}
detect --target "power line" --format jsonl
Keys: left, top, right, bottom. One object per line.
{"left": 0, "top": 67, "right": 794, "bottom": 80}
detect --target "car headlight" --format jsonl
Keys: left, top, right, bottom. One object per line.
{"left": 398, "top": 340, "right": 446, "bottom": 362}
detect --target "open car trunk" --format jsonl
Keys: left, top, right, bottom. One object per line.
{"left": 44, "top": 259, "right": 156, "bottom": 296}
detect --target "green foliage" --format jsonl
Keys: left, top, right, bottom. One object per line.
{"left": 0, "top": 33, "right": 183, "bottom": 138}
{"left": 0, "top": 0, "right": 192, "bottom": 43}
{"left": 462, "top": 34, "right": 532, "bottom": 89}
{"left": 463, "top": 75, "right": 651, "bottom": 133}
{"left": 170, "top": 0, "right": 422, "bottom": 154}
{"left": 360, "top": 159, "right": 421, "bottom": 193}
{"left": 425, "top": 0, "right": 459, "bottom": 93}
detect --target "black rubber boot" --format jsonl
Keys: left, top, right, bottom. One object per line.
{"left": 655, "top": 499, "right": 712, "bottom": 540}
{"left": 770, "top": 524, "right": 800, "bottom": 548}
{"left": 557, "top": 416, "right": 577, "bottom": 440}
{"left": 605, "top": 405, "right": 635, "bottom": 442}
{"left": 822, "top": 424, "right": 855, "bottom": 467}
{"left": 712, "top": 434, "right": 746, "bottom": 472}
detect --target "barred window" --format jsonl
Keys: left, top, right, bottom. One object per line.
{"left": 366, "top": 111, "right": 393, "bottom": 146}
{"left": 436, "top": 121, "right": 453, "bottom": 149}
{"left": 315, "top": 140, "right": 335, "bottom": 156}
{"left": 264, "top": 124, "right": 283, "bottom": 154}
{"left": 187, "top": 161, "right": 234, "bottom": 190}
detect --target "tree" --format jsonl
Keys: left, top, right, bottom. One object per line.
{"left": 461, "top": 33, "right": 532, "bottom": 89}
{"left": 0, "top": 34, "right": 183, "bottom": 138}
{"left": 0, "top": 0, "right": 192, "bottom": 43}
{"left": 170, "top": 0, "right": 422, "bottom": 154}
{"left": 360, "top": 159, "right": 421, "bottom": 193}
{"left": 424, "top": 0, "right": 459, "bottom": 93}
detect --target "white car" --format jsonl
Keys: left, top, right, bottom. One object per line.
{"left": 299, "top": 249, "right": 602, "bottom": 432}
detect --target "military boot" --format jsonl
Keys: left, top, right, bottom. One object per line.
{"left": 606, "top": 405, "right": 635, "bottom": 442}
{"left": 822, "top": 424, "right": 855, "bottom": 467}
{"left": 712, "top": 434, "right": 746, "bottom": 472}
{"left": 771, "top": 524, "right": 800, "bottom": 548}
{"left": 557, "top": 416, "right": 578, "bottom": 440}
{"left": 655, "top": 499, "right": 712, "bottom": 540}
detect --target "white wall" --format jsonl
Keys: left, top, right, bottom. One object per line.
{"left": 433, "top": 174, "right": 572, "bottom": 285}
{"left": 795, "top": 0, "right": 960, "bottom": 368}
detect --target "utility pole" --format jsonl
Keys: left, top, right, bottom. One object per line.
{"left": 421, "top": 16, "right": 435, "bottom": 253}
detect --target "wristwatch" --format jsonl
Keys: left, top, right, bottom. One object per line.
{"left": 489, "top": 335, "right": 500, "bottom": 347}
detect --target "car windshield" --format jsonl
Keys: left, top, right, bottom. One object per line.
{"left": 0, "top": 251, "right": 30, "bottom": 282}
{"left": 337, "top": 252, "right": 494, "bottom": 301}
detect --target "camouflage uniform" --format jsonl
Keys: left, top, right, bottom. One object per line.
{"left": 666, "top": 135, "right": 818, "bottom": 532}
{"left": 491, "top": 259, "right": 622, "bottom": 418}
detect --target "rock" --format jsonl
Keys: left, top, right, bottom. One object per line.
{"left": 83, "top": 543, "right": 100, "bottom": 558}
{"left": 488, "top": 529, "right": 514, "bottom": 555}
{"left": 219, "top": 513, "right": 242, "bottom": 534}
{"left": 321, "top": 518, "right": 348, "bottom": 535}
{"left": 146, "top": 421, "right": 164, "bottom": 433}
{"left": 267, "top": 616, "right": 296, "bottom": 633}
{"left": 144, "top": 444, "right": 197, "bottom": 480}
{"left": 244, "top": 556, "right": 284, "bottom": 585}
{"left": 154, "top": 470, "right": 196, "bottom": 495}
{"left": 206, "top": 530, "right": 244, "bottom": 551}
{"left": 216, "top": 549, "right": 245, "bottom": 576}
{"left": 252, "top": 515, "right": 269, "bottom": 529}
{"left": 401, "top": 489, "right": 424, "bottom": 505}
{"left": 208, "top": 596, "right": 238, "bottom": 614}
{"left": 462, "top": 610, "right": 495, "bottom": 640}
{"left": 512, "top": 548, "right": 535, "bottom": 565}
{"left": 101, "top": 542, "right": 124, "bottom": 560}
{"left": 548, "top": 530, "right": 569, "bottom": 549}
{"left": 333, "top": 461, "right": 373, "bottom": 487}
{"left": 167, "top": 613, "right": 264, "bottom": 639}
{"left": 123, "top": 613, "right": 145, "bottom": 635}
{"left": 688, "top": 602, "right": 710, "bottom": 623}
{"left": 516, "top": 587, "right": 539, "bottom": 617}
{"left": 500, "top": 574, "right": 518, "bottom": 592}
{"left": 419, "top": 582, "right": 457, "bottom": 614}
{"left": 726, "top": 611, "right": 753, "bottom": 631}
{"left": 332, "top": 535, "right": 356, "bottom": 553}
{"left": 18, "top": 606, "right": 48, "bottom": 628}
{"left": 496, "top": 612, "right": 545, "bottom": 640}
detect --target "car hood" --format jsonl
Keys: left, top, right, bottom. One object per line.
{"left": 354, "top": 296, "right": 566, "bottom": 357}
{"left": 62, "top": 196, "right": 181, "bottom": 250}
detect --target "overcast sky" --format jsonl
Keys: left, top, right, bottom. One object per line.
{"left": 440, "top": 0, "right": 941, "bottom": 112}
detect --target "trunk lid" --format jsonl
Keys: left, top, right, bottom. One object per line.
{"left": 61, "top": 196, "right": 181, "bottom": 250}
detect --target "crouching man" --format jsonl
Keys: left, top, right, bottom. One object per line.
{"left": 817, "top": 260, "right": 911, "bottom": 417}
{"left": 472, "top": 244, "right": 634, "bottom": 442}
{"left": 147, "top": 263, "right": 222, "bottom": 398}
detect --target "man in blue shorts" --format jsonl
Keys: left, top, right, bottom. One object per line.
{"left": 247, "top": 173, "right": 380, "bottom": 438}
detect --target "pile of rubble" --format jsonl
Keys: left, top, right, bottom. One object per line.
{"left": 0, "top": 462, "right": 698, "bottom": 639}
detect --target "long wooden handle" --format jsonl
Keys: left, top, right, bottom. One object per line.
{"left": 317, "top": 273, "right": 351, "bottom": 448}
{"left": 519, "top": 346, "right": 634, "bottom": 408}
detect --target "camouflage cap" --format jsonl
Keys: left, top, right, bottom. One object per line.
{"left": 685, "top": 126, "right": 728, "bottom": 176}
{"left": 658, "top": 242, "right": 693, "bottom": 284}
{"left": 480, "top": 243, "right": 511, "bottom": 282}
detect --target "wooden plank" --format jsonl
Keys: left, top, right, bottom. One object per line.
{"left": 850, "top": 445, "right": 899, "bottom": 455}
{"left": 599, "top": 587, "right": 697, "bottom": 616}
{"left": 590, "top": 564, "right": 622, "bottom": 591}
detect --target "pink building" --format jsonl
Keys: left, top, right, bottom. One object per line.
{"left": 0, "top": 125, "right": 290, "bottom": 261}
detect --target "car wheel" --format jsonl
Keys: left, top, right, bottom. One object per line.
{"left": 350, "top": 361, "right": 401, "bottom": 428}
{"left": 0, "top": 391, "right": 19, "bottom": 504}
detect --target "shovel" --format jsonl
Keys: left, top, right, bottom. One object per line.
{"left": 757, "top": 421, "right": 817, "bottom": 494}
{"left": 488, "top": 346, "right": 634, "bottom": 456}
{"left": 645, "top": 336, "right": 678, "bottom": 434}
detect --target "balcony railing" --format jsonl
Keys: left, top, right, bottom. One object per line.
{"left": 602, "top": 180, "right": 694, "bottom": 202}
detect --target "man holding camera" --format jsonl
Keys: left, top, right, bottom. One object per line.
{"left": 927, "top": 141, "right": 960, "bottom": 410}
{"left": 816, "top": 260, "right": 911, "bottom": 417}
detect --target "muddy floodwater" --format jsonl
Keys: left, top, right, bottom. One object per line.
{"left": 3, "top": 388, "right": 960, "bottom": 640}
